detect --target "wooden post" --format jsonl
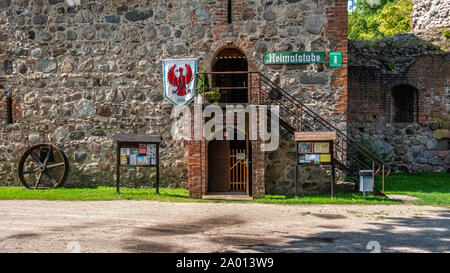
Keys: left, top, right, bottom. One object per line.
{"left": 258, "top": 74, "right": 261, "bottom": 104}
{"left": 295, "top": 141, "right": 299, "bottom": 199}
{"left": 382, "top": 164, "right": 385, "bottom": 193}
{"left": 372, "top": 161, "right": 375, "bottom": 189}
{"left": 331, "top": 141, "right": 335, "bottom": 199}
{"left": 295, "top": 165, "right": 298, "bottom": 200}
{"left": 156, "top": 143, "right": 160, "bottom": 195}
{"left": 116, "top": 142, "right": 120, "bottom": 194}
{"left": 331, "top": 164, "right": 336, "bottom": 199}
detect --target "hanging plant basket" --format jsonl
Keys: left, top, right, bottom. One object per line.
{"left": 204, "top": 90, "right": 221, "bottom": 103}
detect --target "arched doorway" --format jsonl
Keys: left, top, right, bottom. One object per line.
{"left": 212, "top": 47, "right": 248, "bottom": 103}
{"left": 391, "top": 84, "right": 418, "bottom": 123}
{"left": 207, "top": 130, "right": 251, "bottom": 194}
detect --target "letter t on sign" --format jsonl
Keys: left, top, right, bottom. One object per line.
{"left": 228, "top": 0, "right": 232, "bottom": 24}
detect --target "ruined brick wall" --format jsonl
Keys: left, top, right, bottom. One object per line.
{"left": 348, "top": 35, "right": 450, "bottom": 173}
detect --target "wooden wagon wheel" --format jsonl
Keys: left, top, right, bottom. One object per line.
{"left": 18, "top": 144, "right": 70, "bottom": 189}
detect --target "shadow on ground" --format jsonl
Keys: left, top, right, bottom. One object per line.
{"left": 122, "top": 211, "right": 450, "bottom": 253}
{"left": 239, "top": 210, "right": 450, "bottom": 253}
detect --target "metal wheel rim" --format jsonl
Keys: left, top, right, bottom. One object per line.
{"left": 18, "top": 144, "right": 69, "bottom": 189}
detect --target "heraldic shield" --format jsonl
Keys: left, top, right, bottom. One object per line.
{"left": 162, "top": 59, "right": 198, "bottom": 109}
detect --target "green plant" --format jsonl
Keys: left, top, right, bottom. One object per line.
{"left": 443, "top": 29, "right": 450, "bottom": 39}
{"left": 196, "top": 68, "right": 209, "bottom": 94}
{"left": 204, "top": 88, "right": 221, "bottom": 104}
{"left": 387, "top": 59, "right": 396, "bottom": 70}
{"left": 349, "top": 0, "right": 412, "bottom": 40}
{"left": 196, "top": 68, "right": 221, "bottom": 103}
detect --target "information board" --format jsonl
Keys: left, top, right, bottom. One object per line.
{"left": 329, "top": 51, "right": 342, "bottom": 67}
{"left": 119, "top": 144, "right": 158, "bottom": 167}
{"left": 297, "top": 141, "right": 333, "bottom": 165}
{"left": 294, "top": 131, "right": 337, "bottom": 199}
{"left": 114, "top": 134, "right": 162, "bottom": 194}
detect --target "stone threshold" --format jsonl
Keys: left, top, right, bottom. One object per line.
{"left": 202, "top": 192, "right": 253, "bottom": 201}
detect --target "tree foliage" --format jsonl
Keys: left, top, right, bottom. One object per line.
{"left": 348, "top": 0, "right": 413, "bottom": 40}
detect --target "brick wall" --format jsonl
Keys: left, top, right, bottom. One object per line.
{"left": 349, "top": 54, "right": 450, "bottom": 125}
{"left": 325, "top": 0, "right": 349, "bottom": 120}
{"left": 348, "top": 53, "right": 450, "bottom": 172}
{"left": 187, "top": 106, "right": 266, "bottom": 199}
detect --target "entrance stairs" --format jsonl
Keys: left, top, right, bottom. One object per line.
{"left": 256, "top": 73, "right": 390, "bottom": 196}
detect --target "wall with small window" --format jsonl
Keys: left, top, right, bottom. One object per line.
{"left": 348, "top": 52, "right": 449, "bottom": 173}
{"left": 390, "top": 84, "right": 418, "bottom": 123}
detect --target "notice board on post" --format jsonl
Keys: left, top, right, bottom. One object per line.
{"left": 295, "top": 131, "right": 336, "bottom": 165}
{"left": 113, "top": 134, "right": 162, "bottom": 194}
{"left": 294, "top": 131, "right": 337, "bottom": 199}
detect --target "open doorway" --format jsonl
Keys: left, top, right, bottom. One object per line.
{"left": 212, "top": 47, "right": 248, "bottom": 103}
{"left": 391, "top": 84, "right": 418, "bottom": 123}
{"left": 207, "top": 133, "right": 251, "bottom": 194}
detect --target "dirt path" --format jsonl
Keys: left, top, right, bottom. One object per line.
{"left": 0, "top": 200, "right": 448, "bottom": 253}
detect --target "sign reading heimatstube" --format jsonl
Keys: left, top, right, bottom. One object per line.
{"left": 264, "top": 52, "right": 325, "bottom": 65}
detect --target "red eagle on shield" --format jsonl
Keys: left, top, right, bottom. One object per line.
{"left": 167, "top": 64, "right": 193, "bottom": 97}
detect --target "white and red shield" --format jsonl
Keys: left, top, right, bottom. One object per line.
{"left": 162, "top": 59, "right": 198, "bottom": 109}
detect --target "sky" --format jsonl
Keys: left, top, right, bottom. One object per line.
{"left": 348, "top": 0, "right": 356, "bottom": 13}
{"left": 348, "top": 0, "right": 382, "bottom": 13}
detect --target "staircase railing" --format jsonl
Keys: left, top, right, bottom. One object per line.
{"left": 258, "top": 73, "right": 390, "bottom": 193}
{"left": 196, "top": 71, "right": 391, "bottom": 194}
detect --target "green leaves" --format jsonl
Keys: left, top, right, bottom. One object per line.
{"left": 348, "top": 0, "right": 412, "bottom": 40}
{"left": 196, "top": 68, "right": 210, "bottom": 94}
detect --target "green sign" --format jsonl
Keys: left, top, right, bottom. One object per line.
{"left": 264, "top": 52, "right": 325, "bottom": 65}
{"left": 329, "top": 51, "right": 342, "bottom": 67}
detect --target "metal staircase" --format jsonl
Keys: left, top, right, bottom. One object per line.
{"left": 196, "top": 71, "right": 391, "bottom": 196}
{"left": 256, "top": 72, "right": 390, "bottom": 196}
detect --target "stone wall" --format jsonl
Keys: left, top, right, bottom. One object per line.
{"left": 265, "top": 137, "right": 335, "bottom": 195}
{"left": 410, "top": 0, "right": 450, "bottom": 51}
{"left": 265, "top": 0, "right": 349, "bottom": 195}
{"left": 410, "top": 0, "right": 449, "bottom": 33}
{"left": 348, "top": 34, "right": 450, "bottom": 173}
{"left": 0, "top": 0, "right": 348, "bottom": 193}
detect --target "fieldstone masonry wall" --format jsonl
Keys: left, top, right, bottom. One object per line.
{"left": 410, "top": 0, "right": 449, "bottom": 33}
{"left": 347, "top": 0, "right": 450, "bottom": 173}
{"left": 0, "top": 0, "right": 348, "bottom": 195}
{"left": 348, "top": 34, "right": 449, "bottom": 173}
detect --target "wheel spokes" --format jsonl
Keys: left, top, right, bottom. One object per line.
{"left": 44, "top": 170, "right": 58, "bottom": 186}
{"left": 46, "top": 163, "right": 65, "bottom": 169}
{"left": 23, "top": 168, "right": 40, "bottom": 175}
{"left": 30, "top": 153, "right": 42, "bottom": 165}
{"left": 34, "top": 172, "right": 43, "bottom": 189}
{"left": 43, "top": 147, "right": 53, "bottom": 166}
{"left": 19, "top": 144, "right": 69, "bottom": 189}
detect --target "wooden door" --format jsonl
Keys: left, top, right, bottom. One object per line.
{"left": 208, "top": 140, "right": 229, "bottom": 192}
{"left": 228, "top": 138, "right": 249, "bottom": 192}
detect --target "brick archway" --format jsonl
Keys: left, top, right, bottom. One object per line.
{"left": 202, "top": 38, "right": 258, "bottom": 72}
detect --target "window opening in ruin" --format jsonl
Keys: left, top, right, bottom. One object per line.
{"left": 437, "top": 138, "right": 449, "bottom": 151}
{"left": 3, "top": 61, "right": 12, "bottom": 75}
{"left": 5, "top": 97, "right": 13, "bottom": 124}
{"left": 213, "top": 47, "right": 248, "bottom": 103}
{"left": 228, "top": 0, "right": 232, "bottom": 24}
{"left": 391, "top": 84, "right": 418, "bottom": 123}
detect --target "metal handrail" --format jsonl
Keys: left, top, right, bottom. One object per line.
{"left": 257, "top": 72, "right": 391, "bottom": 189}
{"left": 195, "top": 71, "right": 391, "bottom": 191}
{"left": 260, "top": 74, "right": 386, "bottom": 166}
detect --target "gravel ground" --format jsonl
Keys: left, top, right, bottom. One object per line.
{"left": 0, "top": 200, "right": 448, "bottom": 253}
